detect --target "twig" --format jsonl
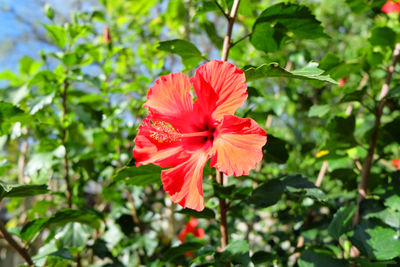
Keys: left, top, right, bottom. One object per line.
{"left": 216, "top": 171, "right": 229, "bottom": 250}
{"left": 125, "top": 189, "right": 144, "bottom": 234}
{"left": 62, "top": 78, "right": 72, "bottom": 208}
{"left": 353, "top": 43, "right": 400, "bottom": 225}
{"left": 0, "top": 220, "right": 34, "bottom": 266}
{"left": 230, "top": 33, "right": 250, "bottom": 48}
{"left": 221, "top": 0, "right": 241, "bottom": 61}
{"left": 213, "top": 0, "right": 229, "bottom": 19}
{"left": 315, "top": 161, "right": 328, "bottom": 188}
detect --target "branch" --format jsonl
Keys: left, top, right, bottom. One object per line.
{"left": 353, "top": 43, "right": 400, "bottom": 225}
{"left": 62, "top": 78, "right": 72, "bottom": 208}
{"left": 213, "top": 0, "right": 229, "bottom": 19}
{"left": 216, "top": 171, "right": 229, "bottom": 250}
{"left": 315, "top": 160, "right": 328, "bottom": 188}
{"left": 125, "top": 189, "right": 144, "bottom": 235}
{"left": 221, "top": 0, "right": 241, "bottom": 61}
{"left": 0, "top": 220, "right": 34, "bottom": 266}
{"left": 230, "top": 33, "right": 250, "bottom": 48}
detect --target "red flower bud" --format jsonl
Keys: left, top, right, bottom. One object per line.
{"left": 338, "top": 77, "right": 348, "bottom": 87}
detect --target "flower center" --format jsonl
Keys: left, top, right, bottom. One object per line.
{"left": 149, "top": 121, "right": 183, "bottom": 143}
{"left": 149, "top": 121, "right": 214, "bottom": 143}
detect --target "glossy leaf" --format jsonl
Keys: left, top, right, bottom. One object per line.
{"left": 163, "top": 241, "right": 203, "bottom": 261}
{"left": 0, "top": 180, "right": 48, "bottom": 201}
{"left": 113, "top": 165, "right": 162, "bottom": 186}
{"left": 250, "top": 3, "right": 328, "bottom": 52}
{"left": 328, "top": 204, "right": 356, "bottom": 239}
{"left": 177, "top": 207, "right": 216, "bottom": 219}
{"left": 218, "top": 240, "right": 250, "bottom": 266}
{"left": 157, "top": 39, "right": 205, "bottom": 70}
{"left": 244, "top": 62, "right": 337, "bottom": 84}
{"left": 250, "top": 175, "right": 326, "bottom": 208}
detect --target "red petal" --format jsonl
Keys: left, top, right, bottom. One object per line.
{"left": 178, "top": 228, "right": 187, "bottom": 242}
{"left": 382, "top": 0, "right": 400, "bottom": 14}
{"left": 393, "top": 159, "right": 400, "bottom": 170}
{"left": 144, "top": 73, "right": 195, "bottom": 131}
{"left": 211, "top": 115, "right": 267, "bottom": 176}
{"left": 187, "top": 218, "right": 198, "bottom": 232}
{"left": 161, "top": 151, "right": 209, "bottom": 211}
{"left": 194, "top": 227, "right": 205, "bottom": 239}
{"left": 133, "top": 119, "right": 186, "bottom": 167}
{"left": 191, "top": 60, "right": 247, "bottom": 120}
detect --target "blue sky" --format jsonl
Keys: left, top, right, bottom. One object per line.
{"left": 0, "top": 0, "right": 97, "bottom": 72}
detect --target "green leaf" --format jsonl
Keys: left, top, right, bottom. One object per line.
{"left": 328, "top": 204, "right": 356, "bottom": 239}
{"left": 263, "top": 135, "right": 289, "bottom": 164}
{"left": 57, "top": 222, "right": 92, "bottom": 248}
{"left": 19, "top": 56, "right": 41, "bottom": 76}
{"left": 78, "top": 94, "right": 106, "bottom": 104}
{"left": 386, "top": 85, "right": 400, "bottom": 99}
{"left": 244, "top": 62, "right": 337, "bottom": 84}
{"left": 218, "top": 240, "right": 250, "bottom": 266}
{"left": 113, "top": 165, "right": 162, "bottom": 186}
{"left": 44, "top": 25, "right": 67, "bottom": 48}
{"left": 21, "top": 209, "right": 102, "bottom": 241}
{"left": 319, "top": 52, "right": 361, "bottom": 79}
{"left": 250, "top": 3, "right": 328, "bottom": 53}
{"left": 326, "top": 115, "right": 356, "bottom": 150}
{"left": 308, "top": 104, "right": 331, "bottom": 118}
{"left": 19, "top": 218, "right": 48, "bottom": 241}
{"left": 350, "top": 220, "right": 400, "bottom": 260}
{"left": 369, "top": 27, "right": 396, "bottom": 48}
{"left": 345, "top": 0, "right": 386, "bottom": 13}
{"left": 0, "top": 101, "right": 32, "bottom": 134}
{"left": 27, "top": 93, "right": 55, "bottom": 114}
{"left": 48, "top": 248, "right": 76, "bottom": 261}
{"left": 157, "top": 39, "right": 204, "bottom": 70}
{"left": 0, "top": 180, "right": 48, "bottom": 201}
{"left": 163, "top": 241, "right": 203, "bottom": 261}
{"left": 385, "top": 194, "right": 400, "bottom": 211}
{"left": 251, "top": 251, "right": 274, "bottom": 265}
{"left": 366, "top": 208, "right": 400, "bottom": 229}
{"left": 250, "top": 178, "right": 284, "bottom": 208}
{"left": 298, "top": 249, "right": 347, "bottom": 267}
{"left": 89, "top": 239, "right": 114, "bottom": 260}
{"left": 193, "top": 1, "right": 219, "bottom": 18}
{"left": 44, "top": 4, "right": 55, "bottom": 20}
{"left": 339, "top": 90, "right": 365, "bottom": 103}
{"left": 177, "top": 207, "right": 216, "bottom": 219}
{"left": 250, "top": 175, "right": 326, "bottom": 208}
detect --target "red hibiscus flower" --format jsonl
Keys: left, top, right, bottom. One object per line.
{"left": 178, "top": 218, "right": 205, "bottom": 258}
{"left": 133, "top": 60, "right": 267, "bottom": 211}
{"left": 179, "top": 218, "right": 205, "bottom": 242}
{"left": 338, "top": 77, "right": 348, "bottom": 87}
{"left": 393, "top": 159, "right": 400, "bottom": 169}
{"left": 382, "top": 0, "right": 400, "bottom": 14}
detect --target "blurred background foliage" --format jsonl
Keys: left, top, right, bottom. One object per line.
{"left": 0, "top": 0, "right": 400, "bottom": 266}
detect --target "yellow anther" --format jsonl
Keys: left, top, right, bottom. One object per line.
{"left": 150, "top": 121, "right": 182, "bottom": 143}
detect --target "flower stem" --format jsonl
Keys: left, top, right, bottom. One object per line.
{"left": 353, "top": 42, "right": 400, "bottom": 225}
